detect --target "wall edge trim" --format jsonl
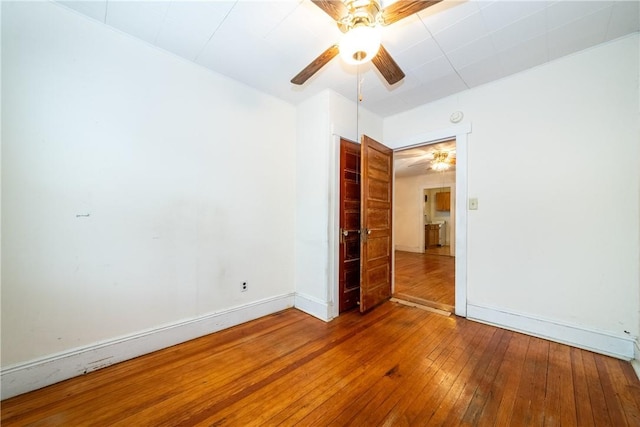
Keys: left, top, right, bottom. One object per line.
{"left": 467, "top": 303, "right": 635, "bottom": 360}
{"left": 1, "top": 293, "right": 295, "bottom": 399}
{"left": 294, "top": 292, "right": 332, "bottom": 322}
{"left": 394, "top": 245, "right": 423, "bottom": 253}
{"left": 632, "top": 339, "right": 640, "bottom": 380}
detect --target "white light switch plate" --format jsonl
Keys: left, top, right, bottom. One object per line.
{"left": 469, "top": 198, "right": 478, "bottom": 210}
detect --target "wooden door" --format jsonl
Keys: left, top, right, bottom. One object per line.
{"left": 339, "top": 139, "right": 361, "bottom": 312}
{"left": 359, "top": 135, "right": 393, "bottom": 313}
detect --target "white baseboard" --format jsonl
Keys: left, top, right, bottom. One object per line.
{"left": 394, "top": 245, "right": 423, "bottom": 253}
{"left": 1, "top": 293, "right": 295, "bottom": 399}
{"left": 467, "top": 303, "right": 635, "bottom": 361}
{"left": 294, "top": 292, "right": 332, "bottom": 322}
{"left": 632, "top": 340, "right": 640, "bottom": 380}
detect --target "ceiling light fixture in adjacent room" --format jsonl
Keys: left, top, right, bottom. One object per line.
{"left": 431, "top": 152, "right": 450, "bottom": 171}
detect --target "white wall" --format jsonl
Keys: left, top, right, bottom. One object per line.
{"left": 294, "top": 91, "right": 332, "bottom": 316}
{"left": 385, "top": 34, "right": 640, "bottom": 358}
{"left": 295, "top": 89, "right": 381, "bottom": 320}
{"left": 2, "top": 0, "right": 296, "bottom": 377}
{"left": 395, "top": 172, "right": 455, "bottom": 252}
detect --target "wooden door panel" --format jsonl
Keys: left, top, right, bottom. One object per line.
{"left": 367, "top": 149, "right": 391, "bottom": 172}
{"left": 345, "top": 181, "right": 360, "bottom": 200}
{"left": 360, "top": 274, "right": 391, "bottom": 310}
{"left": 366, "top": 208, "right": 390, "bottom": 229}
{"left": 344, "top": 236, "right": 360, "bottom": 260}
{"left": 343, "top": 233, "right": 360, "bottom": 295}
{"left": 339, "top": 139, "right": 361, "bottom": 313}
{"left": 344, "top": 212, "right": 360, "bottom": 230}
{"left": 368, "top": 165, "right": 391, "bottom": 182}
{"left": 344, "top": 199, "right": 360, "bottom": 210}
{"left": 345, "top": 151, "right": 359, "bottom": 169}
{"left": 368, "top": 180, "right": 390, "bottom": 201}
{"left": 360, "top": 135, "right": 393, "bottom": 313}
{"left": 367, "top": 236, "right": 390, "bottom": 259}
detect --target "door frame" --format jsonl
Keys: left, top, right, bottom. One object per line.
{"left": 329, "top": 123, "right": 471, "bottom": 319}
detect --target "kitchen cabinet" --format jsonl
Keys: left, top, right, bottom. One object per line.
{"left": 436, "top": 191, "right": 450, "bottom": 211}
{"left": 425, "top": 224, "right": 440, "bottom": 248}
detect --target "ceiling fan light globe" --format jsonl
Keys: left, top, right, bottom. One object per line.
{"left": 339, "top": 25, "right": 381, "bottom": 65}
{"left": 431, "top": 162, "right": 450, "bottom": 172}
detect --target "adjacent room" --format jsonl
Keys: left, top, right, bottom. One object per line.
{"left": 2, "top": 0, "right": 639, "bottom": 424}
{"left": 394, "top": 140, "right": 457, "bottom": 313}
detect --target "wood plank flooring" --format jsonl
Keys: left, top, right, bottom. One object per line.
{"left": 3, "top": 303, "right": 640, "bottom": 426}
{"left": 394, "top": 250, "right": 455, "bottom": 310}
{"left": 425, "top": 245, "right": 453, "bottom": 257}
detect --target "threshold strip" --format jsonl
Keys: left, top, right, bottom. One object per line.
{"left": 390, "top": 298, "right": 451, "bottom": 317}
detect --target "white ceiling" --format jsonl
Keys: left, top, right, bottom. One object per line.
{"left": 395, "top": 139, "right": 456, "bottom": 177}
{"left": 56, "top": 0, "right": 639, "bottom": 118}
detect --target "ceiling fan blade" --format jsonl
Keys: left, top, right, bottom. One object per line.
{"left": 311, "top": 0, "right": 347, "bottom": 22}
{"left": 371, "top": 44, "right": 405, "bottom": 85}
{"left": 408, "top": 160, "right": 431, "bottom": 167}
{"left": 381, "top": 0, "right": 442, "bottom": 25}
{"left": 291, "top": 45, "right": 340, "bottom": 85}
{"left": 395, "top": 152, "right": 426, "bottom": 159}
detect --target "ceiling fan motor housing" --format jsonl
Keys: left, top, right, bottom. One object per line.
{"left": 338, "top": 0, "right": 382, "bottom": 33}
{"left": 291, "top": 0, "right": 439, "bottom": 85}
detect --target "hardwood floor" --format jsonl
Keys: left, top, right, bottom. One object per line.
{"left": 395, "top": 250, "right": 455, "bottom": 311}
{"left": 3, "top": 304, "right": 640, "bottom": 426}
{"left": 425, "top": 245, "right": 453, "bottom": 257}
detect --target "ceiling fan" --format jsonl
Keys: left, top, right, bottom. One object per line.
{"left": 406, "top": 150, "right": 456, "bottom": 171}
{"left": 291, "top": 0, "right": 442, "bottom": 86}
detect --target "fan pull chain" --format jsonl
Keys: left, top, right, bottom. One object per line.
{"left": 356, "top": 65, "right": 360, "bottom": 143}
{"left": 357, "top": 68, "right": 361, "bottom": 185}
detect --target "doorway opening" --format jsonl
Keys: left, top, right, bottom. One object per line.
{"left": 392, "top": 139, "right": 456, "bottom": 313}
{"left": 331, "top": 123, "right": 470, "bottom": 320}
